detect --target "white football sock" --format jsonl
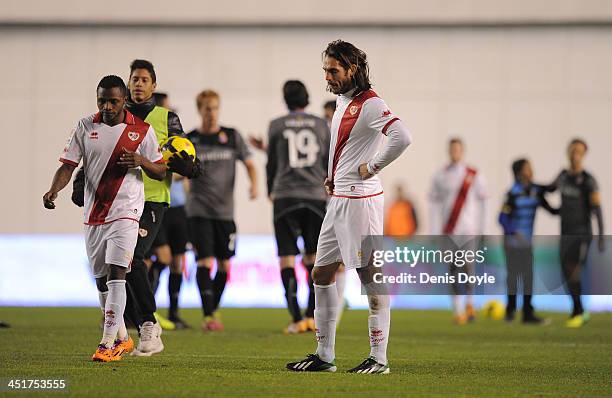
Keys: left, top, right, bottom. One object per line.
{"left": 98, "top": 290, "right": 108, "bottom": 311}
{"left": 335, "top": 270, "right": 346, "bottom": 319}
{"left": 452, "top": 295, "right": 463, "bottom": 316}
{"left": 314, "top": 283, "right": 338, "bottom": 363}
{"left": 335, "top": 270, "right": 346, "bottom": 301}
{"left": 367, "top": 292, "right": 390, "bottom": 365}
{"left": 100, "top": 280, "right": 127, "bottom": 348}
{"left": 98, "top": 289, "right": 127, "bottom": 341}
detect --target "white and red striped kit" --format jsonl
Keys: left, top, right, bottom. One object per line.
{"left": 429, "top": 163, "right": 487, "bottom": 236}
{"left": 315, "top": 89, "right": 410, "bottom": 269}
{"left": 59, "top": 111, "right": 163, "bottom": 277}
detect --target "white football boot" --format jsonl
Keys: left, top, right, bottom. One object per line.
{"left": 132, "top": 321, "right": 164, "bottom": 356}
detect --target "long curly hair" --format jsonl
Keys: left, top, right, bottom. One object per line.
{"left": 323, "top": 40, "right": 372, "bottom": 94}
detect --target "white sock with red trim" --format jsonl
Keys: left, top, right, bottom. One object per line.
{"left": 314, "top": 283, "right": 338, "bottom": 363}
{"left": 368, "top": 294, "right": 390, "bottom": 365}
{"left": 98, "top": 289, "right": 127, "bottom": 342}
{"left": 335, "top": 270, "right": 346, "bottom": 308}
{"left": 100, "top": 280, "right": 126, "bottom": 348}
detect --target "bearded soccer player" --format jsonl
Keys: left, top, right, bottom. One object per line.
{"left": 43, "top": 75, "right": 166, "bottom": 361}
{"left": 548, "top": 138, "right": 605, "bottom": 328}
{"left": 287, "top": 40, "right": 411, "bottom": 373}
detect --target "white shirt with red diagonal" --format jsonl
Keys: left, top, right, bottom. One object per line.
{"left": 429, "top": 162, "right": 488, "bottom": 235}
{"left": 59, "top": 110, "right": 163, "bottom": 225}
{"left": 329, "top": 89, "right": 400, "bottom": 198}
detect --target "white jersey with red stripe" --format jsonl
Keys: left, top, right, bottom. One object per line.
{"left": 329, "top": 89, "right": 399, "bottom": 197}
{"left": 59, "top": 111, "right": 163, "bottom": 225}
{"left": 429, "top": 162, "right": 488, "bottom": 235}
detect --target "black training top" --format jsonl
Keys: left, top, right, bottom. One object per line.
{"left": 551, "top": 170, "right": 599, "bottom": 235}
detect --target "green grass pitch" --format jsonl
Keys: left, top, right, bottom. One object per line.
{"left": 0, "top": 307, "right": 611, "bottom": 397}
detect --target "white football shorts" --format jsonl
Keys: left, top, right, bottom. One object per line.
{"left": 314, "top": 193, "right": 384, "bottom": 270}
{"left": 85, "top": 219, "right": 138, "bottom": 278}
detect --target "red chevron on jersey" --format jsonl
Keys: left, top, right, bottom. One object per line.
{"left": 330, "top": 90, "right": 378, "bottom": 183}
{"left": 88, "top": 118, "right": 149, "bottom": 225}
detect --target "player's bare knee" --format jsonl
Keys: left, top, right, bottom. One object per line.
{"left": 312, "top": 267, "right": 330, "bottom": 285}
{"left": 356, "top": 265, "right": 376, "bottom": 284}
{"left": 218, "top": 260, "right": 230, "bottom": 272}
{"left": 279, "top": 255, "right": 295, "bottom": 269}
{"left": 108, "top": 264, "right": 127, "bottom": 281}
{"left": 156, "top": 245, "right": 172, "bottom": 264}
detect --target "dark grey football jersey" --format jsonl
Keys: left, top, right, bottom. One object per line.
{"left": 186, "top": 127, "right": 251, "bottom": 220}
{"left": 266, "top": 112, "right": 329, "bottom": 201}
{"left": 553, "top": 170, "right": 599, "bottom": 235}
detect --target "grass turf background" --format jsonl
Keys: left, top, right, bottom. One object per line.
{"left": 0, "top": 307, "right": 611, "bottom": 397}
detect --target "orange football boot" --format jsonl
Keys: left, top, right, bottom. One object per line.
{"left": 111, "top": 336, "right": 135, "bottom": 360}
{"left": 305, "top": 317, "right": 316, "bottom": 332}
{"left": 92, "top": 344, "right": 114, "bottom": 362}
{"left": 453, "top": 314, "right": 468, "bottom": 326}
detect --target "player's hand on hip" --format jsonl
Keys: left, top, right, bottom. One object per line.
{"left": 324, "top": 178, "right": 334, "bottom": 195}
{"left": 43, "top": 191, "right": 57, "bottom": 209}
{"left": 358, "top": 163, "right": 375, "bottom": 180}
{"left": 118, "top": 147, "right": 144, "bottom": 168}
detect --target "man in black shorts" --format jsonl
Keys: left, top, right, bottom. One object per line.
{"left": 548, "top": 138, "right": 605, "bottom": 328}
{"left": 267, "top": 81, "right": 330, "bottom": 333}
{"left": 148, "top": 176, "right": 191, "bottom": 329}
{"left": 186, "top": 89, "right": 258, "bottom": 332}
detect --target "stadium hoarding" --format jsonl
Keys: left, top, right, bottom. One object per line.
{"left": 0, "top": 235, "right": 611, "bottom": 312}
{"left": 361, "top": 235, "right": 612, "bottom": 295}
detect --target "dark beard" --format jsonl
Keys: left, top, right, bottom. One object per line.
{"left": 327, "top": 78, "right": 354, "bottom": 95}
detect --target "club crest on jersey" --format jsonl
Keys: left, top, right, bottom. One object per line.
{"left": 89, "top": 131, "right": 98, "bottom": 140}
{"left": 139, "top": 228, "right": 148, "bottom": 238}
{"left": 349, "top": 105, "right": 359, "bottom": 116}
{"left": 128, "top": 131, "right": 140, "bottom": 141}
{"left": 218, "top": 131, "right": 228, "bottom": 144}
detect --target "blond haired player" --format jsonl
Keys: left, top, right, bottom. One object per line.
{"left": 43, "top": 76, "right": 166, "bottom": 362}
{"left": 287, "top": 40, "right": 412, "bottom": 373}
